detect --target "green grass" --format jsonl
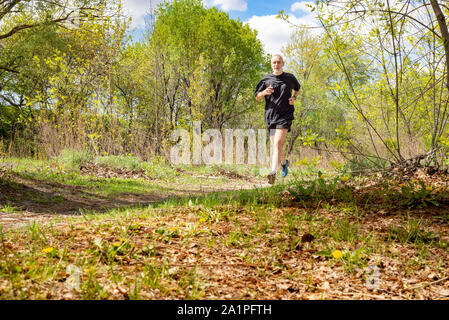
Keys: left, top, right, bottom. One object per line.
{"left": 57, "top": 148, "right": 94, "bottom": 171}
{"left": 15, "top": 168, "right": 166, "bottom": 196}
{"left": 1, "top": 155, "right": 449, "bottom": 299}
{"left": 0, "top": 204, "right": 21, "bottom": 214}
{"left": 329, "top": 218, "right": 360, "bottom": 244}
{"left": 388, "top": 219, "right": 440, "bottom": 244}
{"left": 94, "top": 154, "right": 144, "bottom": 171}
{"left": 1, "top": 155, "right": 269, "bottom": 197}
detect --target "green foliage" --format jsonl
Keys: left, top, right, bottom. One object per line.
{"left": 152, "top": 0, "right": 265, "bottom": 132}
{"left": 0, "top": 0, "right": 129, "bottom": 158}
{"left": 282, "top": 27, "right": 347, "bottom": 156}
{"left": 143, "top": 159, "right": 178, "bottom": 180}
{"left": 312, "top": 0, "right": 449, "bottom": 166}
{"left": 288, "top": 182, "right": 316, "bottom": 201}
{"left": 288, "top": 171, "right": 351, "bottom": 201}
{"left": 398, "top": 180, "right": 439, "bottom": 208}
{"left": 341, "top": 247, "right": 369, "bottom": 273}
{"left": 315, "top": 246, "right": 368, "bottom": 273}
{"left": 329, "top": 219, "right": 359, "bottom": 243}
{"left": 94, "top": 154, "right": 143, "bottom": 171}
{"left": 295, "top": 156, "right": 321, "bottom": 168}
{"left": 2, "top": 156, "right": 449, "bottom": 299}
{"left": 290, "top": 157, "right": 322, "bottom": 180}
{"left": 388, "top": 219, "right": 439, "bottom": 244}
{"left": 0, "top": 106, "right": 20, "bottom": 141}
{"left": 56, "top": 148, "right": 94, "bottom": 171}
{"left": 0, "top": 204, "right": 20, "bottom": 214}
{"left": 345, "top": 156, "right": 388, "bottom": 173}
{"left": 0, "top": 0, "right": 268, "bottom": 159}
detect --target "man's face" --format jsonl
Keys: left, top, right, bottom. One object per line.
{"left": 271, "top": 56, "right": 284, "bottom": 73}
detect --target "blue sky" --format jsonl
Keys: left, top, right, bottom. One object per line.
{"left": 123, "top": 0, "right": 320, "bottom": 54}
{"left": 222, "top": 0, "right": 313, "bottom": 21}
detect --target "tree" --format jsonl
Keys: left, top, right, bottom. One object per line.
{"left": 0, "top": 0, "right": 117, "bottom": 40}
{"left": 0, "top": 0, "right": 127, "bottom": 156}
{"left": 282, "top": 0, "right": 449, "bottom": 168}
{"left": 150, "top": 0, "right": 266, "bottom": 145}
{"left": 282, "top": 27, "right": 347, "bottom": 159}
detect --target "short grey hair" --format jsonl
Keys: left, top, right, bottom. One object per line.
{"left": 271, "top": 54, "right": 284, "bottom": 62}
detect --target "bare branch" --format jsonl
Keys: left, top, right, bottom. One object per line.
{"left": 0, "top": 0, "right": 20, "bottom": 21}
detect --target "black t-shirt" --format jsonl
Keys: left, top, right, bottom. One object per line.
{"left": 255, "top": 72, "right": 300, "bottom": 126}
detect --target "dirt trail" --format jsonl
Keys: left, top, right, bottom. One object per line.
{"left": 0, "top": 168, "right": 269, "bottom": 231}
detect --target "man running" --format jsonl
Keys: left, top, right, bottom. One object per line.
{"left": 255, "top": 54, "right": 300, "bottom": 184}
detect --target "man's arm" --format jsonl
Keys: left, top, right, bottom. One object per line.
{"left": 256, "top": 86, "right": 274, "bottom": 101}
{"left": 292, "top": 75, "right": 301, "bottom": 99}
{"left": 255, "top": 91, "right": 266, "bottom": 101}
{"left": 289, "top": 74, "right": 301, "bottom": 105}
{"left": 289, "top": 89, "right": 300, "bottom": 105}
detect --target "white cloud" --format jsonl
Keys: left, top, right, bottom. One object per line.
{"left": 204, "top": 0, "right": 247, "bottom": 12}
{"left": 290, "top": 1, "right": 315, "bottom": 14}
{"left": 122, "top": 0, "right": 166, "bottom": 29}
{"left": 245, "top": 12, "right": 320, "bottom": 55}
{"left": 123, "top": 0, "right": 248, "bottom": 29}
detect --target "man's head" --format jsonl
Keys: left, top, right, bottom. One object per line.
{"left": 271, "top": 54, "right": 285, "bottom": 75}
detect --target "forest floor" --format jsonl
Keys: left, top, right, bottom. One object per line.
{"left": 0, "top": 160, "right": 268, "bottom": 231}
{"left": 1, "top": 157, "right": 449, "bottom": 300}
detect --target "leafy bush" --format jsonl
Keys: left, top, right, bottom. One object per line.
{"left": 56, "top": 149, "right": 93, "bottom": 170}
{"left": 143, "top": 156, "right": 178, "bottom": 179}
{"left": 344, "top": 156, "right": 387, "bottom": 173}
{"left": 291, "top": 156, "right": 321, "bottom": 180}
{"left": 94, "top": 154, "right": 143, "bottom": 171}
{"left": 398, "top": 180, "right": 439, "bottom": 208}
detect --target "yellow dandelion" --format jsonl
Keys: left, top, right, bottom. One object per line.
{"left": 169, "top": 227, "right": 178, "bottom": 231}
{"left": 332, "top": 250, "right": 343, "bottom": 259}
{"left": 341, "top": 176, "right": 349, "bottom": 182}
{"left": 426, "top": 186, "right": 433, "bottom": 192}
{"left": 180, "top": 221, "right": 186, "bottom": 226}
{"left": 320, "top": 174, "right": 325, "bottom": 179}
{"left": 112, "top": 242, "right": 121, "bottom": 247}
{"left": 199, "top": 218, "right": 206, "bottom": 223}
{"left": 84, "top": 267, "right": 95, "bottom": 274}
{"left": 412, "top": 179, "right": 419, "bottom": 184}
{"left": 42, "top": 247, "right": 54, "bottom": 254}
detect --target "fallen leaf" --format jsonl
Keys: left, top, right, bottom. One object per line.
{"left": 301, "top": 233, "right": 315, "bottom": 243}
{"left": 320, "top": 281, "right": 330, "bottom": 290}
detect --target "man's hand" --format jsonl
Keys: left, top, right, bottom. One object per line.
{"left": 288, "top": 96, "right": 296, "bottom": 105}
{"left": 289, "top": 90, "right": 300, "bottom": 105}
{"left": 263, "top": 85, "right": 274, "bottom": 96}
{"left": 256, "top": 85, "right": 274, "bottom": 100}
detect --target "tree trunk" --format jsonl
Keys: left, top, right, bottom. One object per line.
{"left": 430, "top": 0, "right": 449, "bottom": 91}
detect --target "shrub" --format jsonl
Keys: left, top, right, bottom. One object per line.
{"left": 56, "top": 148, "right": 93, "bottom": 170}
{"left": 94, "top": 154, "right": 143, "bottom": 171}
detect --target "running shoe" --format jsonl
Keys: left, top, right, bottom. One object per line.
{"left": 281, "top": 159, "right": 289, "bottom": 178}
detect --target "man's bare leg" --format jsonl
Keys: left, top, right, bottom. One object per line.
{"left": 268, "top": 128, "right": 287, "bottom": 183}
{"left": 278, "top": 129, "right": 287, "bottom": 166}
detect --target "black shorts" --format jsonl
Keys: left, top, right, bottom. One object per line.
{"left": 267, "top": 119, "right": 292, "bottom": 135}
